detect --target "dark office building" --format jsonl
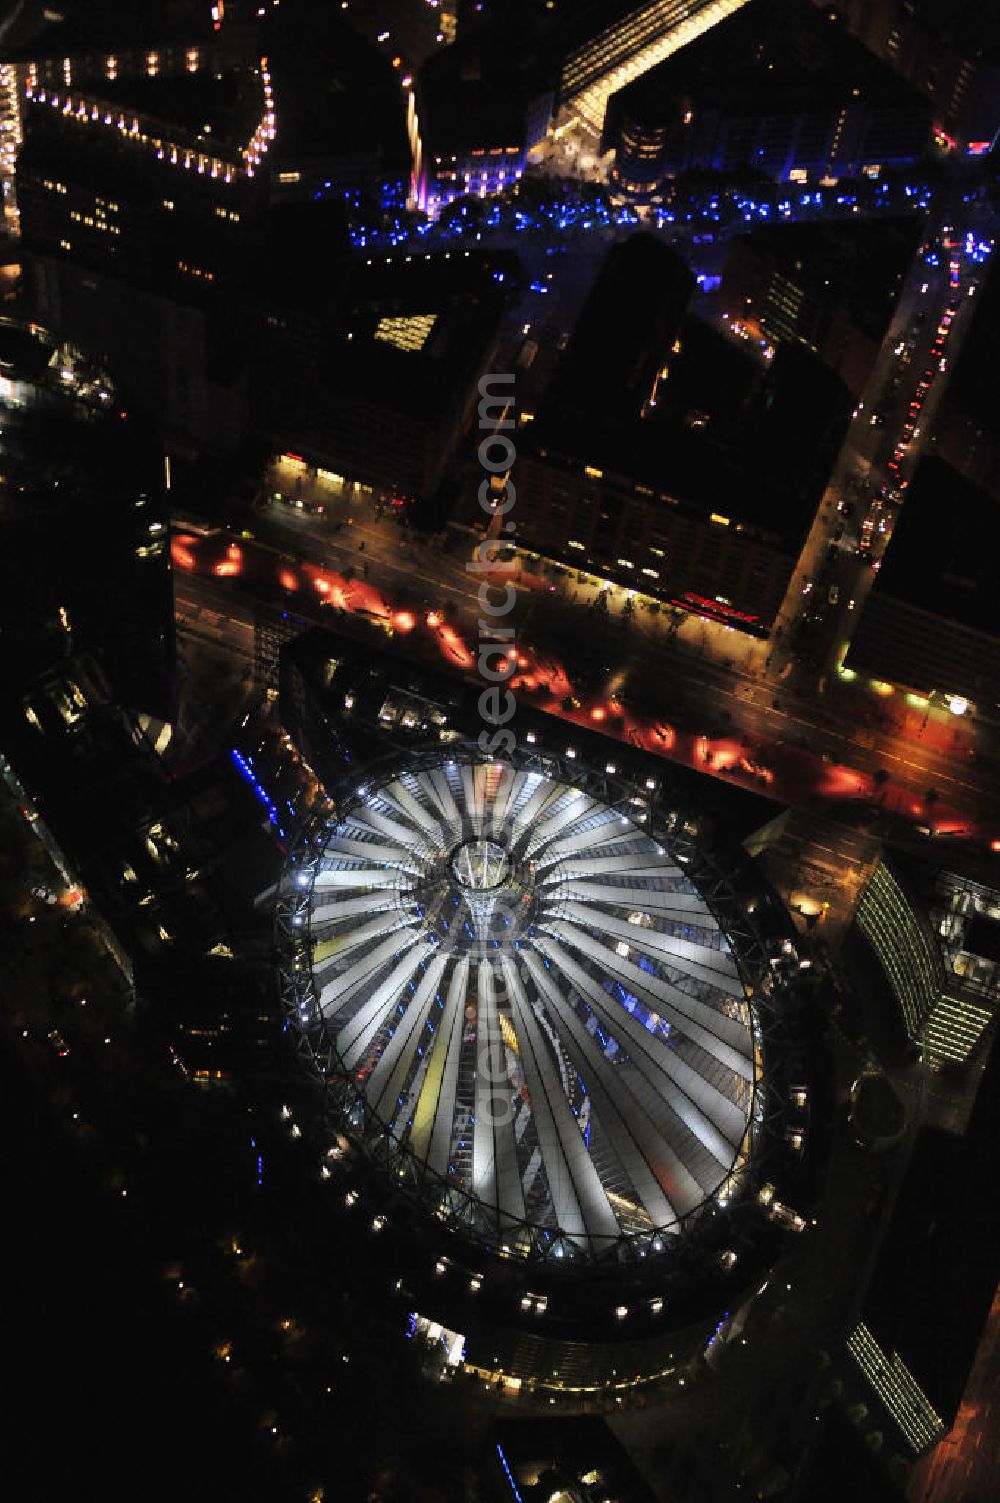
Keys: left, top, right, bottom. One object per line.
{"left": 12, "top": 3, "right": 268, "bottom": 450}
{"left": 553, "top": 0, "right": 746, "bottom": 131}
{"left": 931, "top": 253, "right": 1000, "bottom": 498}
{"left": 516, "top": 234, "right": 854, "bottom": 632}
{"left": 845, "top": 456, "right": 1000, "bottom": 713}
{"left": 826, "top": 0, "right": 1000, "bottom": 151}
{"left": 255, "top": 249, "right": 509, "bottom": 502}
{"left": 605, "top": 0, "right": 932, "bottom": 192}
{"left": 267, "top": 1, "right": 411, "bottom": 212}
{"left": 847, "top": 1028, "right": 1000, "bottom": 1458}
{"left": 415, "top": 39, "right": 529, "bottom": 212}
{"left": 718, "top": 218, "right": 921, "bottom": 395}
{"left": 0, "top": 319, "right": 173, "bottom": 719}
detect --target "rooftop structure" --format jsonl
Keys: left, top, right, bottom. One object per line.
{"left": 266, "top": 1, "right": 410, "bottom": 210}
{"left": 717, "top": 217, "right": 921, "bottom": 395}
{"left": 826, "top": 0, "right": 1000, "bottom": 149}
{"left": 255, "top": 248, "right": 510, "bottom": 500}
{"left": 281, "top": 747, "right": 759, "bottom": 1265}
{"left": 854, "top": 858, "right": 998, "bottom": 1063}
{"left": 604, "top": 0, "right": 931, "bottom": 188}
{"left": 849, "top": 1027, "right": 1000, "bottom": 1461}
{"left": 0, "top": 317, "right": 173, "bottom": 716}
{"left": 932, "top": 253, "right": 1000, "bottom": 498}
{"left": 415, "top": 39, "right": 528, "bottom": 212}
{"left": 274, "top": 624, "right": 821, "bottom": 1393}
{"left": 517, "top": 233, "right": 854, "bottom": 630}
{"left": 845, "top": 457, "right": 1000, "bottom": 711}
{"left": 554, "top": 0, "right": 754, "bottom": 134}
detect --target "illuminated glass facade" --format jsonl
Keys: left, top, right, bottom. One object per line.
{"left": 279, "top": 749, "right": 760, "bottom": 1265}
{"left": 856, "top": 861, "right": 995, "bottom": 1064}
{"left": 559, "top": 0, "right": 753, "bottom": 133}
{"left": 847, "top": 1321, "right": 946, "bottom": 1455}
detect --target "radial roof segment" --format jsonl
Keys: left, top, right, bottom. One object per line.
{"left": 281, "top": 749, "right": 764, "bottom": 1265}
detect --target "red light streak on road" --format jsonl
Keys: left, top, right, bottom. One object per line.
{"left": 170, "top": 535, "right": 197, "bottom": 572}
{"left": 818, "top": 763, "right": 869, "bottom": 798}
{"left": 214, "top": 541, "right": 243, "bottom": 578}
{"left": 173, "top": 527, "right": 996, "bottom": 848}
{"left": 930, "top": 818, "right": 971, "bottom": 837}
{"left": 436, "top": 622, "right": 475, "bottom": 669}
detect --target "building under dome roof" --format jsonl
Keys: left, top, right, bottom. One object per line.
{"left": 272, "top": 628, "right": 825, "bottom": 1394}
{"left": 281, "top": 748, "right": 760, "bottom": 1267}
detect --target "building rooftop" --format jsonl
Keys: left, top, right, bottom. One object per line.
{"left": 531, "top": 235, "right": 853, "bottom": 547}
{"left": 266, "top": 1, "right": 410, "bottom": 176}
{"left": 863, "top": 1071, "right": 1000, "bottom": 1427}
{"left": 72, "top": 67, "right": 266, "bottom": 151}
{"left": 935, "top": 253, "right": 1000, "bottom": 442}
{"left": 864, "top": 457, "right": 999, "bottom": 637}
{"left": 904, "top": 0, "right": 1000, "bottom": 59}
{"left": 284, "top": 744, "right": 758, "bottom": 1265}
{"left": 417, "top": 39, "right": 527, "bottom": 158}
{"left": 4, "top": 0, "right": 227, "bottom": 57}
{"left": 263, "top": 249, "right": 511, "bottom": 431}
{"left": 725, "top": 218, "right": 921, "bottom": 344}
{"left": 606, "top": 0, "right": 929, "bottom": 129}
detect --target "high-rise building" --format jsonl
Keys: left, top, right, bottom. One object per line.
{"left": 845, "top": 457, "right": 1000, "bottom": 715}
{"left": 515, "top": 234, "right": 854, "bottom": 633}
{"left": 604, "top": 0, "right": 932, "bottom": 190}
{"left": 824, "top": 0, "right": 1000, "bottom": 151}
{"left": 718, "top": 218, "right": 920, "bottom": 397}
{"left": 555, "top": 0, "right": 755, "bottom": 134}
{"left": 0, "top": 317, "right": 174, "bottom": 719}
{"left": 10, "top": 3, "right": 271, "bottom": 449}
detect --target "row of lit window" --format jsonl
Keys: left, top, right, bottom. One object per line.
{"left": 433, "top": 148, "right": 519, "bottom": 164}
{"left": 69, "top": 211, "right": 121, "bottom": 235}
{"left": 847, "top": 1322, "right": 944, "bottom": 1454}
{"left": 177, "top": 260, "right": 216, "bottom": 282}
{"left": 563, "top": 0, "right": 695, "bottom": 93}
{"left": 920, "top": 993, "right": 991, "bottom": 1064}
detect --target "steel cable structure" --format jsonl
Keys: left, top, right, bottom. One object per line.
{"left": 277, "top": 742, "right": 790, "bottom": 1272}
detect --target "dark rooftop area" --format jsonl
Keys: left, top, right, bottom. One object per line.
{"left": 867, "top": 457, "right": 1000, "bottom": 636}
{"left": 726, "top": 217, "right": 921, "bottom": 342}
{"left": 532, "top": 234, "right": 853, "bottom": 546}
{"left": 863, "top": 1030, "right": 1000, "bottom": 1423}
{"left": 72, "top": 67, "right": 265, "bottom": 150}
{"left": 965, "top": 912, "right": 1000, "bottom": 965}
{"left": 417, "top": 38, "right": 527, "bottom": 156}
{"left": 608, "top": 0, "right": 929, "bottom": 124}
{"left": 936, "top": 252, "right": 1000, "bottom": 434}
{"left": 906, "top": 0, "right": 1000, "bottom": 57}
{"left": 535, "top": 232, "right": 694, "bottom": 429}
{"left": 266, "top": 0, "right": 409, "bottom": 172}
{"left": 6, "top": 0, "right": 223, "bottom": 57}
